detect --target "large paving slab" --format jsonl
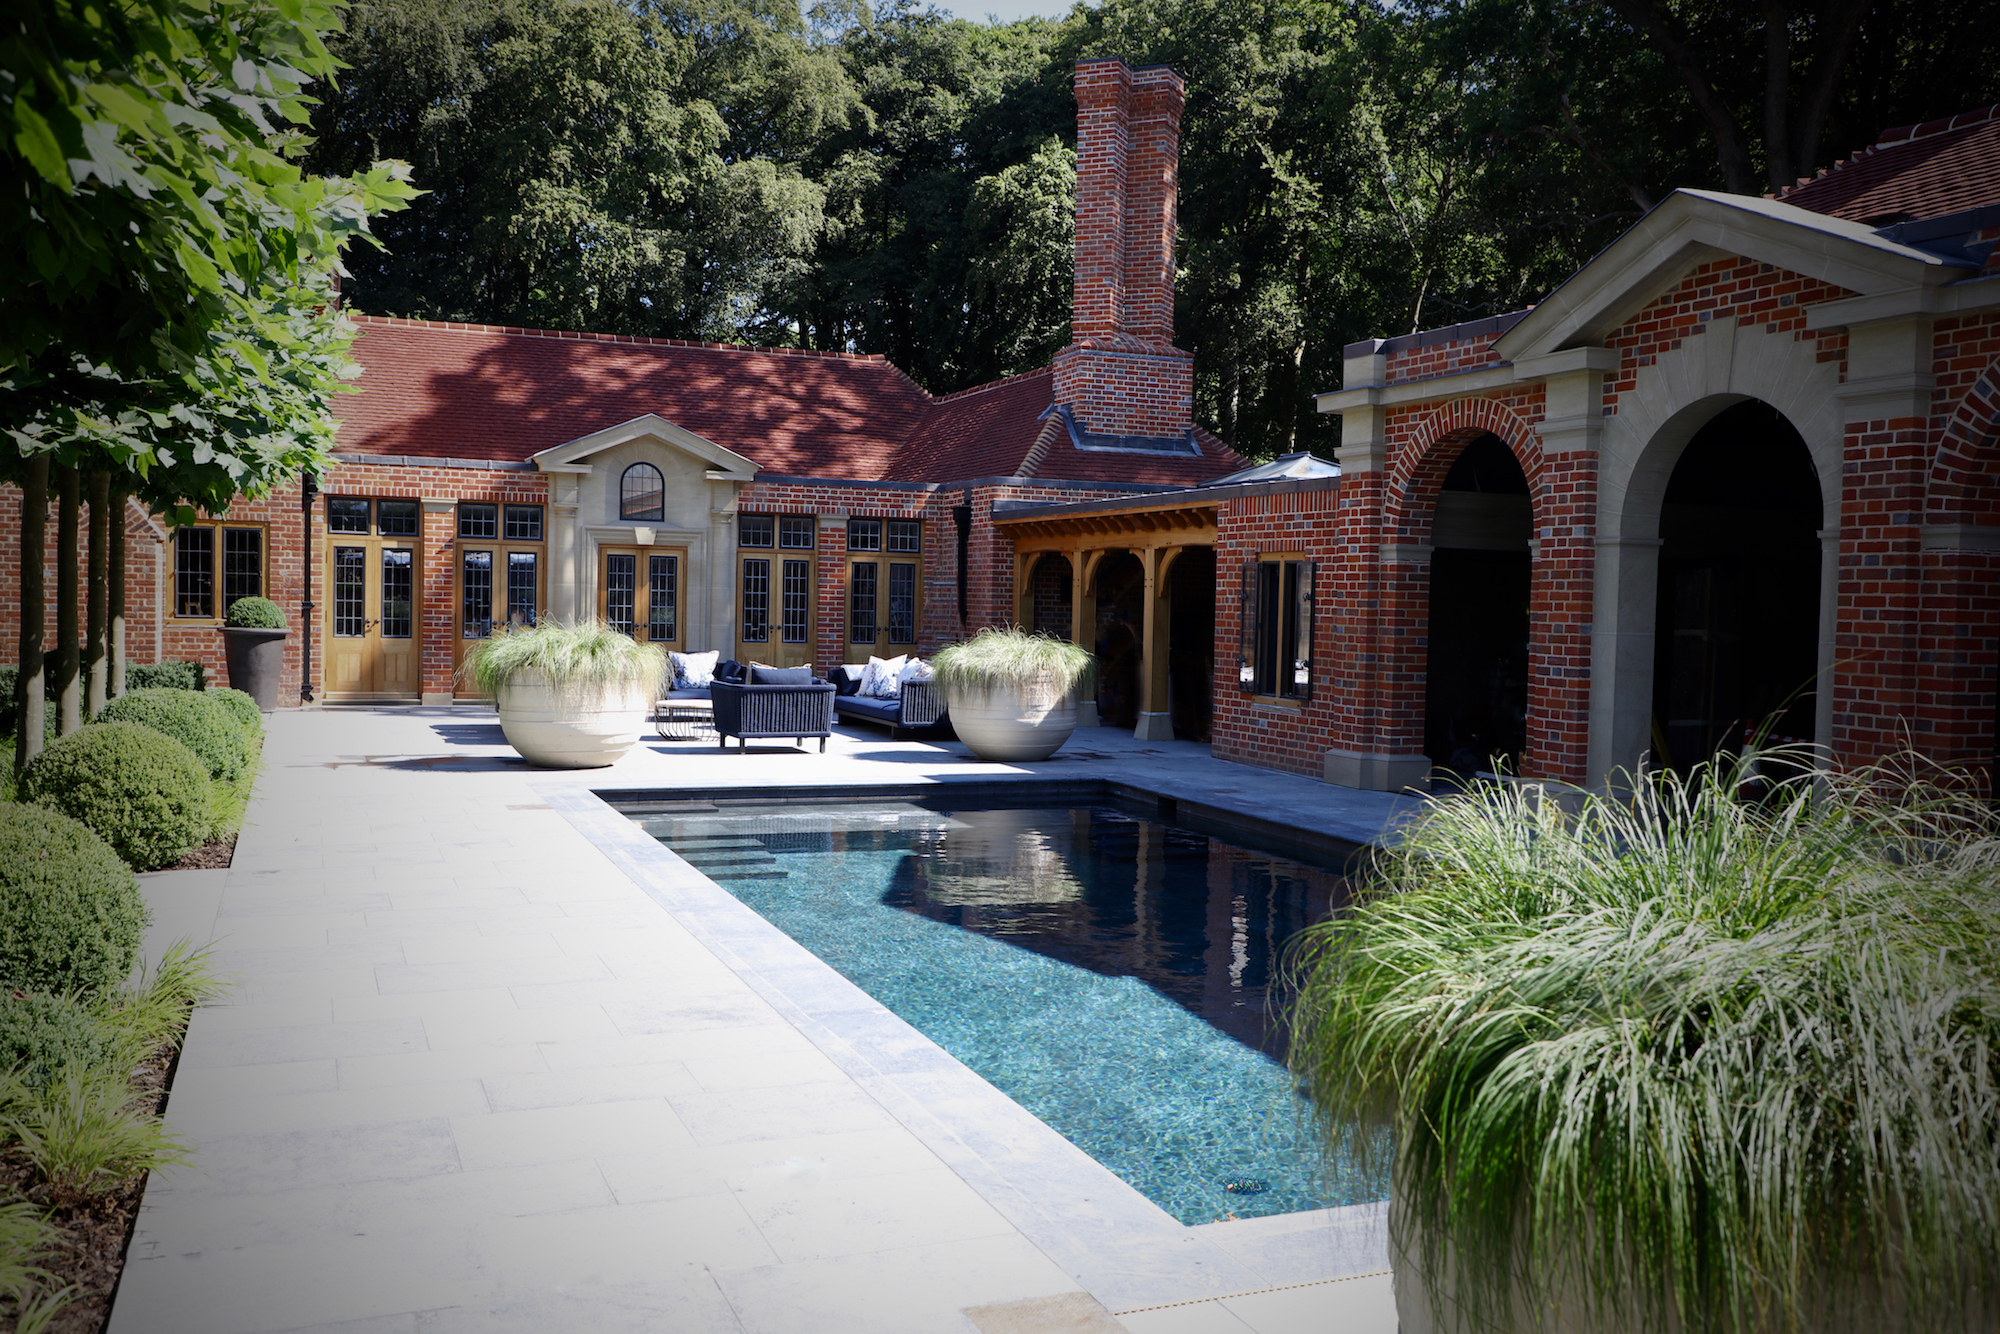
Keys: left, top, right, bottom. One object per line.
{"left": 110, "top": 708, "right": 1415, "bottom": 1334}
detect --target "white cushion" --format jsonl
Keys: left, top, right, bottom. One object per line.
{"left": 898, "top": 658, "right": 935, "bottom": 685}
{"left": 671, "top": 650, "right": 720, "bottom": 690}
{"left": 860, "top": 655, "right": 907, "bottom": 698}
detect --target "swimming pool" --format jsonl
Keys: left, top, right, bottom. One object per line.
{"left": 634, "top": 797, "right": 1388, "bottom": 1225}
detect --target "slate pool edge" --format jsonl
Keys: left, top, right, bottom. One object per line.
{"left": 539, "top": 780, "right": 1390, "bottom": 1314}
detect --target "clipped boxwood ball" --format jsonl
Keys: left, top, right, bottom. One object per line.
{"left": 97, "top": 687, "right": 244, "bottom": 783}
{"left": 207, "top": 688, "right": 263, "bottom": 745}
{"left": 22, "top": 723, "right": 211, "bottom": 871}
{"left": 0, "top": 804, "right": 149, "bottom": 994}
{"left": 0, "top": 991, "right": 114, "bottom": 1087}
{"left": 224, "top": 596, "right": 286, "bottom": 629}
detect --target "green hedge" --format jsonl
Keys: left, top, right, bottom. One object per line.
{"left": 125, "top": 661, "right": 205, "bottom": 692}
{"left": 0, "top": 804, "right": 149, "bottom": 994}
{"left": 207, "top": 688, "right": 263, "bottom": 741}
{"left": 0, "top": 992, "right": 115, "bottom": 1088}
{"left": 96, "top": 688, "right": 246, "bottom": 783}
{"left": 21, "top": 723, "right": 211, "bottom": 871}
{"left": 224, "top": 596, "right": 285, "bottom": 629}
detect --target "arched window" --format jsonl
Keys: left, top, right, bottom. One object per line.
{"left": 620, "top": 463, "right": 665, "bottom": 521}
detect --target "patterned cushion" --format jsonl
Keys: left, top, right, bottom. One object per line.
{"left": 898, "top": 659, "right": 935, "bottom": 686}
{"left": 671, "top": 650, "right": 720, "bottom": 690}
{"left": 860, "top": 655, "right": 907, "bottom": 698}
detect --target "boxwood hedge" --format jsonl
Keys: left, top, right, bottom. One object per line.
{"left": 0, "top": 991, "right": 115, "bottom": 1088}
{"left": 96, "top": 688, "right": 246, "bottom": 783}
{"left": 21, "top": 723, "right": 211, "bottom": 871}
{"left": 0, "top": 804, "right": 150, "bottom": 994}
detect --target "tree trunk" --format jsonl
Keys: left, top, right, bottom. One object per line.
{"left": 54, "top": 463, "right": 81, "bottom": 736}
{"left": 1596, "top": 0, "right": 1757, "bottom": 194}
{"left": 1794, "top": 0, "right": 1873, "bottom": 176}
{"left": 85, "top": 468, "right": 109, "bottom": 717}
{"left": 1762, "top": 0, "right": 1792, "bottom": 191}
{"left": 109, "top": 485, "right": 127, "bottom": 700}
{"left": 15, "top": 456, "right": 48, "bottom": 774}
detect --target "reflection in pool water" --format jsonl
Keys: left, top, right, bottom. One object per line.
{"left": 638, "top": 801, "right": 1388, "bottom": 1224}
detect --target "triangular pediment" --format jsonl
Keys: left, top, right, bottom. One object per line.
{"left": 1495, "top": 189, "right": 1975, "bottom": 361}
{"left": 531, "top": 414, "right": 760, "bottom": 480}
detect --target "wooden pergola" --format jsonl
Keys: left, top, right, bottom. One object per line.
{"left": 994, "top": 496, "right": 1218, "bottom": 740}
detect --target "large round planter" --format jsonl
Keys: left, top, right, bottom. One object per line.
{"left": 494, "top": 672, "right": 650, "bottom": 768}
{"left": 220, "top": 627, "right": 289, "bottom": 712}
{"left": 943, "top": 677, "right": 1078, "bottom": 762}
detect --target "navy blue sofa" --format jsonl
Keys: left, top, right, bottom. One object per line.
{"left": 828, "top": 666, "right": 950, "bottom": 740}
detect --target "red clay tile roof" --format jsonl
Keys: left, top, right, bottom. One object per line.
{"left": 1776, "top": 105, "right": 2000, "bottom": 223}
{"left": 335, "top": 316, "right": 1244, "bottom": 487}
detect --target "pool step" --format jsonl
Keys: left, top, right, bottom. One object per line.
{"left": 671, "top": 839, "right": 789, "bottom": 882}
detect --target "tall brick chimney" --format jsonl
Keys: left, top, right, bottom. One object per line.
{"left": 1052, "top": 59, "right": 1194, "bottom": 442}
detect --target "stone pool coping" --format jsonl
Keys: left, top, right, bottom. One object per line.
{"left": 556, "top": 775, "right": 1394, "bottom": 1312}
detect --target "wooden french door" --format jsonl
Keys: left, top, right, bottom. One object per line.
{"left": 325, "top": 539, "right": 420, "bottom": 698}
{"left": 600, "top": 546, "right": 686, "bottom": 650}
{"left": 453, "top": 541, "right": 547, "bottom": 697}
{"left": 845, "top": 554, "right": 921, "bottom": 660}
{"left": 738, "top": 552, "right": 816, "bottom": 669}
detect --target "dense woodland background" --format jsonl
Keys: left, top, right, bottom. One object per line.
{"left": 307, "top": 0, "right": 2000, "bottom": 461}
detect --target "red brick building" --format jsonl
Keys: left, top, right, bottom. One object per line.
{"left": 9, "top": 76, "right": 1998, "bottom": 795}
{"left": 1003, "top": 105, "right": 2000, "bottom": 791}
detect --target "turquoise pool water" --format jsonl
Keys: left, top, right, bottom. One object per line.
{"left": 637, "top": 800, "right": 1388, "bottom": 1225}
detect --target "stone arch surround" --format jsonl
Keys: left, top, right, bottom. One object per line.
{"left": 1588, "top": 315, "right": 1844, "bottom": 785}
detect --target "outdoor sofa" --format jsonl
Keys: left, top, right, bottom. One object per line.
{"left": 710, "top": 663, "right": 837, "bottom": 752}
{"left": 828, "top": 665, "right": 950, "bottom": 740}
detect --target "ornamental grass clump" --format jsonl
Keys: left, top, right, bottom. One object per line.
{"left": 932, "top": 627, "right": 1093, "bottom": 697}
{"left": 465, "top": 617, "right": 665, "bottom": 705}
{"left": 1287, "top": 750, "right": 2000, "bottom": 1334}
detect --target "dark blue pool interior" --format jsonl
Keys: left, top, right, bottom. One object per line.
{"left": 635, "top": 796, "right": 1388, "bottom": 1223}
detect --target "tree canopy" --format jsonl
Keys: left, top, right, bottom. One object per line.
{"left": 306, "top": 0, "right": 2000, "bottom": 461}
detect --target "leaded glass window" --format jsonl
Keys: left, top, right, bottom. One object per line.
{"left": 333, "top": 547, "right": 366, "bottom": 636}
{"left": 222, "top": 528, "right": 262, "bottom": 612}
{"left": 887, "top": 519, "right": 921, "bottom": 553}
{"left": 175, "top": 528, "right": 214, "bottom": 618}
{"left": 887, "top": 562, "right": 916, "bottom": 645}
{"left": 738, "top": 513, "right": 774, "bottom": 548}
{"left": 605, "top": 553, "right": 637, "bottom": 636}
{"left": 621, "top": 465, "right": 664, "bottom": 521}
{"left": 782, "top": 559, "right": 810, "bottom": 643}
{"left": 462, "top": 550, "right": 493, "bottom": 638}
{"left": 779, "top": 515, "right": 815, "bottom": 549}
{"left": 378, "top": 500, "right": 419, "bottom": 537}
{"left": 847, "top": 517, "right": 880, "bottom": 551}
{"left": 649, "top": 555, "right": 677, "bottom": 641}
{"left": 504, "top": 504, "right": 543, "bottom": 540}
{"left": 327, "top": 497, "right": 370, "bottom": 534}
{"left": 742, "top": 558, "right": 770, "bottom": 642}
{"left": 380, "top": 549, "right": 413, "bottom": 638}
{"left": 849, "top": 562, "right": 877, "bottom": 642}
{"left": 508, "top": 553, "right": 538, "bottom": 628}
{"left": 458, "top": 503, "right": 498, "bottom": 539}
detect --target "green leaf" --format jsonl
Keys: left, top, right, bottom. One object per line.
{"left": 12, "top": 100, "right": 72, "bottom": 190}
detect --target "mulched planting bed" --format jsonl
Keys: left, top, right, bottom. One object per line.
{"left": 162, "top": 834, "right": 235, "bottom": 871}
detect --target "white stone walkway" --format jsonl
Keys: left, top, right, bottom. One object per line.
{"left": 109, "top": 709, "right": 1415, "bottom": 1334}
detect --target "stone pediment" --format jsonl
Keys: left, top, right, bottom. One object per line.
{"left": 530, "top": 414, "right": 760, "bottom": 482}
{"left": 1494, "top": 189, "right": 1977, "bottom": 360}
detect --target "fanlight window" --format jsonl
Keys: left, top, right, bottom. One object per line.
{"left": 620, "top": 463, "right": 665, "bottom": 521}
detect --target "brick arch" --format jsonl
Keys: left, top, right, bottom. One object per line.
{"left": 1384, "top": 396, "right": 1548, "bottom": 540}
{"left": 1916, "top": 354, "right": 2000, "bottom": 790}
{"left": 1931, "top": 355, "right": 2000, "bottom": 524}
{"left": 1371, "top": 393, "right": 1593, "bottom": 785}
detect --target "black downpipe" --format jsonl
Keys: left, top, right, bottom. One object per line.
{"left": 299, "top": 470, "right": 318, "bottom": 704}
{"left": 953, "top": 491, "right": 973, "bottom": 629}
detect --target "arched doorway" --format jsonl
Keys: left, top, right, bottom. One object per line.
{"left": 1165, "top": 547, "right": 1215, "bottom": 740}
{"left": 1651, "top": 400, "right": 1822, "bottom": 772}
{"left": 1093, "top": 552, "right": 1145, "bottom": 729}
{"left": 1424, "top": 434, "right": 1533, "bottom": 777}
{"left": 1026, "top": 554, "right": 1073, "bottom": 639}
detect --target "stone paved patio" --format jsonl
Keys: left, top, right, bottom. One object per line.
{"left": 109, "top": 708, "right": 1420, "bottom": 1334}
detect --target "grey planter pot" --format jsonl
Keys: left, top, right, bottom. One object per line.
{"left": 221, "top": 627, "right": 289, "bottom": 712}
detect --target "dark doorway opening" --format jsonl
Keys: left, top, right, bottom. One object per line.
{"left": 1167, "top": 547, "right": 1215, "bottom": 741}
{"left": 1652, "top": 400, "right": 1822, "bottom": 772}
{"left": 1093, "top": 552, "right": 1144, "bottom": 729}
{"left": 1425, "top": 434, "right": 1532, "bottom": 777}
{"left": 1027, "top": 554, "right": 1072, "bottom": 639}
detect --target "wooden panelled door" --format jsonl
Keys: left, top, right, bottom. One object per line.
{"left": 453, "top": 501, "right": 549, "bottom": 697}
{"left": 324, "top": 497, "right": 420, "bottom": 699}
{"left": 736, "top": 514, "right": 816, "bottom": 669}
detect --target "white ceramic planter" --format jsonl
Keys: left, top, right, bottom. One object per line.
{"left": 943, "top": 677, "right": 1078, "bottom": 762}
{"left": 494, "top": 672, "right": 650, "bottom": 768}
